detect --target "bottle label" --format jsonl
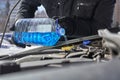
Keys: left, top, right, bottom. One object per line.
{"left": 35, "top": 24, "right": 53, "bottom": 32}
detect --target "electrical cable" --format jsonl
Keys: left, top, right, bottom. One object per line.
{"left": 0, "top": 0, "right": 21, "bottom": 47}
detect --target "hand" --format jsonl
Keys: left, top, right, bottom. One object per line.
{"left": 57, "top": 16, "right": 75, "bottom": 36}
{"left": 9, "top": 23, "right": 15, "bottom": 31}
{"left": 98, "top": 29, "right": 120, "bottom": 57}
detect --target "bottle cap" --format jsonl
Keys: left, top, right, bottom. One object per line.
{"left": 58, "top": 28, "right": 65, "bottom": 36}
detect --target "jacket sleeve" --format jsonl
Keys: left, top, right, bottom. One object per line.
{"left": 16, "top": 0, "right": 41, "bottom": 20}
{"left": 73, "top": 0, "right": 116, "bottom": 36}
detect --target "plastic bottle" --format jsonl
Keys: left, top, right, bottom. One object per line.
{"left": 13, "top": 18, "right": 65, "bottom": 46}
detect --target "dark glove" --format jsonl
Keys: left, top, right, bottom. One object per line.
{"left": 58, "top": 17, "right": 87, "bottom": 39}
{"left": 9, "top": 23, "right": 15, "bottom": 31}
{"left": 57, "top": 16, "right": 75, "bottom": 36}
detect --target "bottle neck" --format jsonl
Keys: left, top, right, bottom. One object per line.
{"left": 55, "top": 19, "right": 65, "bottom": 36}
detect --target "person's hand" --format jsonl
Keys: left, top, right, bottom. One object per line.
{"left": 57, "top": 16, "right": 75, "bottom": 36}
{"left": 98, "top": 29, "right": 120, "bottom": 57}
{"left": 9, "top": 23, "right": 15, "bottom": 31}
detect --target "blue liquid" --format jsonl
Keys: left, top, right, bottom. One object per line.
{"left": 13, "top": 32, "right": 61, "bottom": 46}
